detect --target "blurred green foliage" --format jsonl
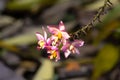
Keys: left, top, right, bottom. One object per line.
{"left": 92, "top": 44, "right": 119, "bottom": 80}
{"left": 94, "top": 4, "right": 120, "bottom": 45}
{"left": 7, "top": 0, "right": 57, "bottom": 12}
{"left": 92, "top": 5, "right": 120, "bottom": 80}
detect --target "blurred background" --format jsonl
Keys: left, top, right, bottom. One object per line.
{"left": 0, "top": 0, "right": 120, "bottom": 80}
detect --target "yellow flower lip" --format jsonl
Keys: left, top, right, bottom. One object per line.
{"left": 38, "top": 40, "right": 45, "bottom": 48}
{"left": 50, "top": 50, "right": 57, "bottom": 59}
{"left": 57, "top": 32, "right": 62, "bottom": 39}
{"left": 52, "top": 50, "right": 57, "bottom": 57}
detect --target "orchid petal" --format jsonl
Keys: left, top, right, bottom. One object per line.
{"left": 61, "top": 32, "right": 70, "bottom": 39}
{"left": 36, "top": 32, "right": 44, "bottom": 40}
{"left": 46, "top": 38, "right": 51, "bottom": 45}
{"left": 46, "top": 46, "right": 51, "bottom": 50}
{"left": 62, "top": 38, "right": 67, "bottom": 45}
{"left": 75, "top": 48, "right": 80, "bottom": 54}
{"left": 59, "top": 21, "right": 65, "bottom": 31}
{"left": 79, "top": 41, "right": 84, "bottom": 46}
{"left": 56, "top": 52, "right": 60, "bottom": 61}
{"left": 47, "top": 26, "right": 59, "bottom": 34}
{"left": 51, "top": 35, "right": 58, "bottom": 40}
{"left": 72, "top": 40, "right": 84, "bottom": 47}
{"left": 42, "top": 27, "right": 47, "bottom": 40}
{"left": 51, "top": 46, "right": 58, "bottom": 50}
{"left": 61, "top": 43, "right": 70, "bottom": 51}
{"left": 64, "top": 50, "right": 71, "bottom": 58}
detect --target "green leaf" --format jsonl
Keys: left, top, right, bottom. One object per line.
{"left": 33, "top": 59, "right": 54, "bottom": 80}
{"left": 102, "top": 5, "right": 120, "bottom": 24}
{"left": 3, "top": 33, "right": 36, "bottom": 45}
{"left": 7, "top": 0, "right": 57, "bottom": 11}
{"left": 114, "top": 26, "right": 120, "bottom": 38}
{"left": 7, "top": 0, "right": 40, "bottom": 10}
{"left": 0, "top": 40, "right": 20, "bottom": 52}
{"left": 92, "top": 44, "right": 119, "bottom": 80}
{"left": 93, "top": 20, "right": 120, "bottom": 45}
{"left": 3, "top": 27, "right": 43, "bottom": 46}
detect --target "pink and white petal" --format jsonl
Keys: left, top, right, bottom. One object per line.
{"left": 46, "top": 38, "right": 51, "bottom": 45}
{"left": 52, "top": 46, "right": 58, "bottom": 50}
{"left": 61, "top": 32, "right": 70, "bottom": 39}
{"left": 62, "top": 39, "right": 67, "bottom": 45}
{"left": 61, "top": 44, "right": 69, "bottom": 51}
{"left": 72, "top": 40, "right": 84, "bottom": 47}
{"left": 50, "top": 35, "right": 58, "bottom": 40}
{"left": 47, "top": 26, "right": 59, "bottom": 34}
{"left": 64, "top": 50, "right": 71, "bottom": 58}
{"left": 36, "top": 32, "right": 44, "bottom": 40}
{"left": 75, "top": 48, "right": 80, "bottom": 54}
{"left": 59, "top": 21, "right": 65, "bottom": 31}
{"left": 46, "top": 46, "right": 53, "bottom": 50}
{"left": 42, "top": 27, "right": 47, "bottom": 40}
{"left": 79, "top": 40, "right": 84, "bottom": 46}
{"left": 56, "top": 52, "right": 60, "bottom": 60}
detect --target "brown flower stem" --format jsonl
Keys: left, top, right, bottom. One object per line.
{"left": 70, "top": 0, "right": 113, "bottom": 40}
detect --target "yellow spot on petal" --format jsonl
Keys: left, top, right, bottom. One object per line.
{"left": 49, "top": 50, "right": 57, "bottom": 59}
{"left": 57, "top": 32, "right": 62, "bottom": 39}
{"left": 50, "top": 55, "right": 53, "bottom": 59}
{"left": 38, "top": 40, "right": 45, "bottom": 48}
{"left": 52, "top": 50, "right": 57, "bottom": 58}
{"left": 70, "top": 45, "right": 74, "bottom": 50}
{"left": 69, "top": 45, "right": 75, "bottom": 53}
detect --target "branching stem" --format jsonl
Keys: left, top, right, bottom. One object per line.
{"left": 70, "top": 0, "right": 113, "bottom": 40}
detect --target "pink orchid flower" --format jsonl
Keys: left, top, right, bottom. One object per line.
{"left": 62, "top": 40, "right": 84, "bottom": 58}
{"left": 47, "top": 46, "right": 60, "bottom": 61}
{"left": 36, "top": 28, "right": 50, "bottom": 49}
{"left": 36, "top": 21, "right": 84, "bottom": 61}
{"left": 47, "top": 21, "right": 70, "bottom": 40}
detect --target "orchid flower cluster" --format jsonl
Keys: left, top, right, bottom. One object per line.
{"left": 36, "top": 21, "right": 84, "bottom": 61}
